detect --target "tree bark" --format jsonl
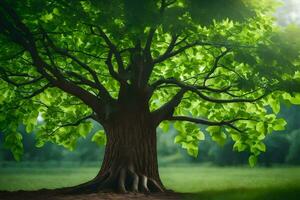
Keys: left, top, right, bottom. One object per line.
{"left": 68, "top": 112, "right": 164, "bottom": 194}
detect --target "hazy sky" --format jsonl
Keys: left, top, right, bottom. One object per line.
{"left": 277, "top": 0, "right": 300, "bottom": 25}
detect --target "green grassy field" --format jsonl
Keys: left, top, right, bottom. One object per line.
{"left": 0, "top": 165, "right": 300, "bottom": 200}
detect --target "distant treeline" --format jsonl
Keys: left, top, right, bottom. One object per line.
{"left": 1, "top": 106, "right": 300, "bottom": 166}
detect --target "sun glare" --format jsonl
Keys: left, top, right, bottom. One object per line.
{"left": 277, "top": 0, "right": 300, "bottom": 25}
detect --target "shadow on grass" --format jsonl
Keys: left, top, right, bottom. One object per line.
{"left": 182, "top": 187, "right": 300, "bottom": 200}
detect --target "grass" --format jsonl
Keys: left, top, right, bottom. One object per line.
{"left": 0, "top": 165, "right": 300, "bottom": 200}
{"left": 160, "top": 166, "right": 300, "bottom": 200}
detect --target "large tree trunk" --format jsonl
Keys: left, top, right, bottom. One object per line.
{"left": 69, "top": 112, "right": 164, "bottom": 194}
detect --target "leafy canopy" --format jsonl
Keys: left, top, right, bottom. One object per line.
{"left": 0, "top": 0, "right": 300, "bottom": 165}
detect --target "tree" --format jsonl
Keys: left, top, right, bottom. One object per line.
{"left": 1, "top": 0, "right": 300, "bottom": 194}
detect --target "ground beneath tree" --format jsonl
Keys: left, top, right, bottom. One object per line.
{"left": 0, "top": 190, "right": 182, "bottom": 200}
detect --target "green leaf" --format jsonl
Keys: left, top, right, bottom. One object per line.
{"left": 255, "top": 122, "right": 265, "bottom": 133}
{"left": 78, "top": 122, "right": 93, "bottom": 137}
{"left": 195, "top": 130, "right": 205, "bottom": 140}
{"left": 187, "top": 147, "right": 198, "bottom": 158}
{"left": 255, "top": 142, "right": 266, "bottom": 152}
{"left": 174, "top": 135, "right": 184, "bottom": 143}
{"left": 248, "top": 155, "right": 257, "bottom": 167}
{"left": 206, "top": 126, "right": 221, "bottom": 134}
{"left": 290, "top": 94, "right": 300, "bottom": 105}
{"left": 53, "top": 8, "right": 60, "bottom": 16}
{"left": 92, "top": 130, "right": 107, "bottom": 146}
{"left": 273, "top": 118, "right": 287, "bottom": 131}
{"left": 40, "top": 13, "right": 53, "bottom": 22}
{"left": 159, "top": 122, "right": 170, "bottom": 133}
{"left": 4, "top": 132, "right": 23, "bottom": 161}
{"left": 268, "top": 96, "right": 280, "bottom": 114}
{"left": 233, "top": 141, "right": 247, "bottom": 152}
{"left": 35, "top": 140, "right": 45, "bottom": 148}
{"left": 26, "top": 124, "right": 34, "bottom": 133}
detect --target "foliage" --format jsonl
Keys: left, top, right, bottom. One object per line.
{"left": 0, "top": 0, "right": 300, "bottom": 166}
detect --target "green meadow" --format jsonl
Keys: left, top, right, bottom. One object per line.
{"left": 1, "top": 165, "right": 300, "bottom": 200}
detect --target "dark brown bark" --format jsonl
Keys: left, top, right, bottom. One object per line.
{"left": 68, "top": 112, "right": 164, "bottom": 194}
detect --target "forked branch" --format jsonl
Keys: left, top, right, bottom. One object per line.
{"left": 90, "top": 25, "right": 125, "bottom": 73}
{"left": 152, "top": 88, "right": 187, "bottom": 124}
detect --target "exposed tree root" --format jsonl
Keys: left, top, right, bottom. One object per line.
{"left": 62, "top": 166, "right": 165, "bottom": 195}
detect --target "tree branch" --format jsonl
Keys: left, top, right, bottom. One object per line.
{"left": 0, "top": 67, "right": 44, "bottom": 87}
{"left": 151, "top": 78, "right": 268, "bottom": 104}
{"left": 151, "top": 78, "right": 231, "bottom": 94}
{"left": 153, "top": 41, "right": 204, "bottom": 64}
{"left": 21, "top": 83, "right": 52, "bottom": 99}
{"left": 167, "top": 116, "right": 248, "bottom": 132}
{"left": 160, "top": 0, "right": 177, "bottom": 13}
{"left": 152, "top": 88, "right": 186, "bottom": 124}
{"left": 144, "top": 28, "right": 156, "bottom": 61}
{"left": 90, "top": 25, "right": 125, "bottom": 73}
{"left": 49, "top": 114, "right": 94, "bottom": 136}
{"left": 203, "top": 48, "right": 231, "bottom": 86}
{"left": 105, "top": 49, "right": 128, "bottom": 85}
{"left": 153, "top": 40, "right": 254, "bottom": 64}
{"left": 39, "top": 27, "right": 113, "bottom": 101}
{"left": 0, "top": 3, "right": 107, "bottom": 115}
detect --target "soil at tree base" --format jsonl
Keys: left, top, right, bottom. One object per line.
{"left": 0, "top": 190, "right": 182, "bottom": 200}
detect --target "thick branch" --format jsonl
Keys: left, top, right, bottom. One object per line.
{"left": 152, "top": 88, "right": 186, "bottom": 124}
{"left": 144, "top": 28, "right": 156, "bottom": 61}
{"left": 105, "top": 49, "right": 128, "bottom": 85}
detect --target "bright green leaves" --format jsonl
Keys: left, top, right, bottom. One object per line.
{"left": 159, "top": 121, "right": 170, "bottom": 133}
{"left": 273, "top": 118, "right": 287, "bottom": 131}
{"left": 255, "top": 122, "right": 265, "bottom": 134}
{"left": 92, "top": 130, "right": 107, "bottom": 146}
{"left": 40, "top": 7, "right": 62, "bottom": 23}
{"left": 173, "top": 122, "right": 205, "bottom": 157}
{"left": 23, "top": 110, "right": 39, "bottom": 133}
{"left": 4, "top": 132, "right": 23, "bottom": 161}
{"left": 255, "top": 142, "right": 266, "bottom": 152}
{"left": 268, "top": 94, "right": 281, "bottom": 114}
{"left": 206, "top": 126, "right": 226, "bottom": 145}
{"left": 283, "top": 93, "right": 300, "bottom": 105}
{"left": 40, "top": 13, "right": 53, "bottom": 23}
{"left": 78, "top": 121, "right": 93, "bottom": 137}
{"left": 233, "top": 141, "right": 247, "bottom": 152}
{"left": 290, "top": 94, "right": 300, "bottom": 104}
{"left": 0, "top": 86, "right": 14, "bottom": 104}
